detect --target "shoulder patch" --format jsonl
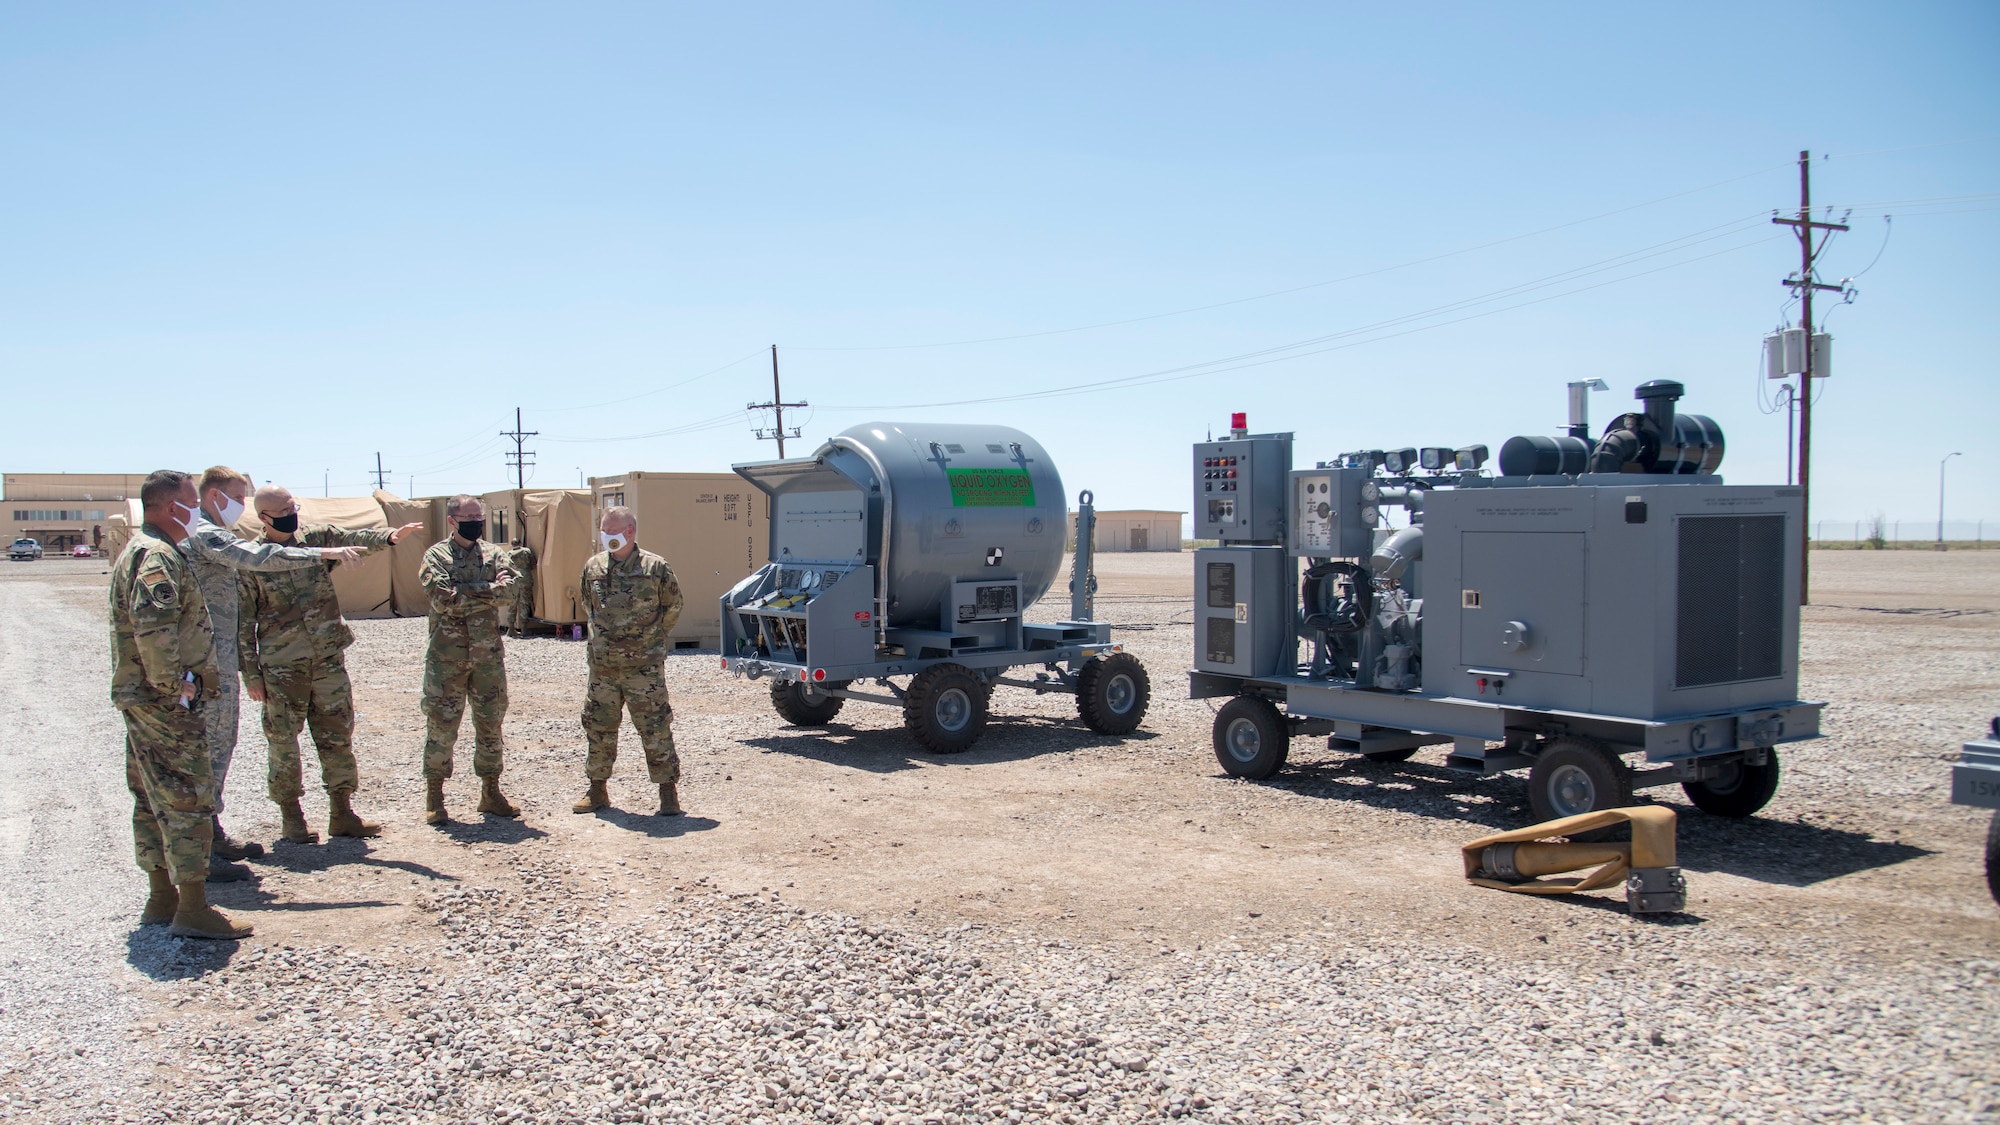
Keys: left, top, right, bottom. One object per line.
{"left": 139, "top": 570, "right": 179, "bottom": 605}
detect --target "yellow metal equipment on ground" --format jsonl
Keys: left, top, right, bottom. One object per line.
{"left": 1462, "top": 805, "right": 1687, "bottom": 914}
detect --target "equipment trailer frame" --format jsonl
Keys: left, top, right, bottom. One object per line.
{"left": 724, "top": 491, "right": 1151, "bottom": 752}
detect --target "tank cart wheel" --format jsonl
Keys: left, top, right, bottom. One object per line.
{"left": 1362, "top": 748, "right": 1417, "bottom": 763}
{"left": 903, "top": 664, "right": 990, "bottom": 754}
{"left": 1986, "top": 811, "right": 2000, "bottom": 907}
{"left": 771, "top": 680, "right": 849, "bottom": 726}
{"left": 1680, "top": 750, "right": 1781, "bottom": 818}
{"left": 1212, "top": 696, "right": 1289, "bottom": 780}
{"left": 1528, "top": 737, "right": 1634, "bottom": 842}
{"left": 1076, "top": 652, "right": 1151, "bottom": 735}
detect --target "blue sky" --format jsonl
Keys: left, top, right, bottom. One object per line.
{"left": 2, "top": 3, "right": 1994, "bottom": 533}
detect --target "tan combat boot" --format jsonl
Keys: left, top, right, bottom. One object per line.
{"left": 477, "top": 777, "right": 520, "bottom": 819}
{"left": 211, "top": 817, "right": 264, "bottom": 860}
{"left": 279, "top": 799, "right": 319, "bottom": 844}
{"left": 140, "top": 867, "right": 178, "bottom": 925}
{"left": 658, "top": 783, "right": 684, "bottom": 817}
{"left": 327, "top": 790, "right": 382, "bottom": 838}
{"left": 572, "top": 780, "right": 609, "bottom": 814}
{"left": 424, "top": 778, "right": 449, "bottom": 826}
{"left": 169, "top": 878, "right": 253, "bottom": 941}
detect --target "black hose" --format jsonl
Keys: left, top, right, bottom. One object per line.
{"left": 1589, "top": 428, "right": 1643, "bottom": 473}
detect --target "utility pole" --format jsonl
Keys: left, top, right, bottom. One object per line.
{"left": 749, "top": 345, "right": 807, "bottom": 457}
{"left": 371, "top": 452, "right": 392, "bottom": 491}
{"left": 1772, "top": 150, "right": 1848, "bottom": 605}
{"left": 501, "top": 407, "right": 538, "bottom": 490}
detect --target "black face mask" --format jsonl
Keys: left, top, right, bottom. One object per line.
{"left": 457, "top": 519, "right": 485, "bottom": 542}
{"left": 269, "top": 513, "right": 300, "bottom": 534}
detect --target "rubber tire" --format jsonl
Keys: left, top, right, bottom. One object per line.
{"left": 1362, "top": 748, "right": 1417, "bottom": 763}
{"left": 1986, "top": 810, "right": 2000, "bottom": 908}
{"left": 1680, "top": 750, "right": 1781, "bottom": 818}
{"left": 1528, "top": 738, "right": 1634, "bottom": 842}
{"left": 771, "top": 680, "right": 848, "bottom": 726}
{"left": 903, "top": 664, "right": 990, "bottom": 754}
{"left": 1076, "top": 653, "right": 1151, "bottom": 735}
{"left": 1213, "top": 696, "right": 1289, "bottom": 780}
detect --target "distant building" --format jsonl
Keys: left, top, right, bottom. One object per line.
{"left": 3, "top": 473, "right": 146, "bottom": 553}
{"left": 1069, "top": 509, "right": 1185, "bottom": 552}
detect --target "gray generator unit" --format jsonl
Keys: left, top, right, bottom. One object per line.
{"left": 722, "top": 422, "right": 1150, "bottom": 752}
{"left": 1191, "top": 380, "right": 1824, "bottom": 829}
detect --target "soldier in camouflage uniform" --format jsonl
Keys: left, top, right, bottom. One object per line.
{"left": 238, "top": 484, "right": 423, "bottom": 843}
{"left": 181, "top": 466, "right": 365, "bottom": 875}
{"left": 573, "top": 506, "right": 686, "bottom": 816}
{"left": 110, "top": 470, "right": 251, "bottom": 940}
{"left": 507, "top": 543, "right": 536, "bottom": 637}
{"left": 418, "top": 495, "right": 522, "bottom": 824}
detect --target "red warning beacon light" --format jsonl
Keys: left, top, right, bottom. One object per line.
{"left": 1229, "top": 412, "right": 1249, "bottom": 438}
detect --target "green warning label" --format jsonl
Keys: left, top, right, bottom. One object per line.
{"left": 947, "top": 467, "right": 1036, "bottom": 508}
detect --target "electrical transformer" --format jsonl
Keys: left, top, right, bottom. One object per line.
{"left": 1190, "top": 380, "right": 1824, "bottom": 829}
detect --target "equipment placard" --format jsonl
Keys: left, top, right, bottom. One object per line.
{"left": 947, "top": 468, "right": 1036, "bottom": 508}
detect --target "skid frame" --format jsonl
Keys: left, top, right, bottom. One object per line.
{"left": 1193, "top": 669, "right": 1824, "bottom": 783}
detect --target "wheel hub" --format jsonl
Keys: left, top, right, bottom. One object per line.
{"left": 935, "top": 687, "right": 972, "bottom": 732}
{"left": 1225, "top": 717, "right": 1262, "bottom": 762}
{"left": 1548, "top": 763, "right": 1597, "bottom": 817}
{"left": 1105, "top": 673, "right": 1135, "bottom": 715}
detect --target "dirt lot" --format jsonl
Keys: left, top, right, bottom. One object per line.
{"left": 1, "top": 548, "right": 1996, "bottom": 1123}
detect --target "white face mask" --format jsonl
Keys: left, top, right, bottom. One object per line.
{"left": 600, "top": 531, "right": 628, "bottom": 553}
{"left": 171, "top": 501, "right": 201, "bottom": 536}
{"left": 212, "top": 492, "right": 245, "bottom": 529}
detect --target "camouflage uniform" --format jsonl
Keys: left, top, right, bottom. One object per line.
{"left": 110, "top": 524, "right": 222, "bottom": 885}
{"left": 580, "top": 548, "right": 684, "bottom": 784}
{"left": 180, "top": 512, "right": 324, "bottom": 812}
{"left": 238, "top": 525, "right": 395, "bottom": 803}
{"left": 419, "top": 538, "right": 520, "bottom": 779}
{"left": 507, "top": 545, "right": 537, "bottom": 636}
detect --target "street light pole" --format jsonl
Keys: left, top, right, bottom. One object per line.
{"left": 1938, "top": 452, "right": 1962, "bottom": 551}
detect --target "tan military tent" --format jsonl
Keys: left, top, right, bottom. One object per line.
{"left": 103, "top": 499, "right": 145, "bottom": 559}
{"left": 374, "top": 490, "right": 443, "bottom": 618}
{"left": 478, "top": 487, "right": 594, "bottom": 627}
{"left": 230, "top": 496, "right": 394, "bottom": 620}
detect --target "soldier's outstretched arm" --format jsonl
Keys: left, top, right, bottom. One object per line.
{"left": 302, "top": 525, "right": 398, "bottom": 552}
{"left": 186, "top": 522, "right": 325, "bottom": 572}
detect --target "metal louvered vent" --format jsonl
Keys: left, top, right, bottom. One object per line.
{"left": 1675, "top": 515, "right": 1785, "bottom": 688}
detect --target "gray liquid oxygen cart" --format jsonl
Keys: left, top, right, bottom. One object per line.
{"left": 719, "top": 422, "right": 1150, "bottom": 752}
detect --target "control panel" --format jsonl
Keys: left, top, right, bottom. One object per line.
{"left": 1288, "top": 467, "right": 1376, "bottom": 558}
{"left": 1193, "top": 433, "right": 1292, "bottom": 543}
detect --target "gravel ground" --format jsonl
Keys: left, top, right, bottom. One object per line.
{"left": 1, "top": 551, "right": 1996, "bottom": 1124}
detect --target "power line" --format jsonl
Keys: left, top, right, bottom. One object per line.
{"left": 818, "top": 219, "right": 1779, "bottom": 412}
{"left": 540, "top": 348, "right": 769, "bottom": 414}
{"left": 370, "top": 452, "right": 391, "bottom": 491}
{"left": 783, "top": 160, "right": 1797, "bottom": 352}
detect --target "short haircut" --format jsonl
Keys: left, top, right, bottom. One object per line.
{"left": 603, "top": 505, "right": 636, "bottom": 527}
{"left": 199, "top": 466, "right": 251, "bottom": 496}
{"left": 140, "top": 469, "right": 192, "bottom": 510}
{"left": 446, "top": 494, "right": 481, "bottom": 518}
